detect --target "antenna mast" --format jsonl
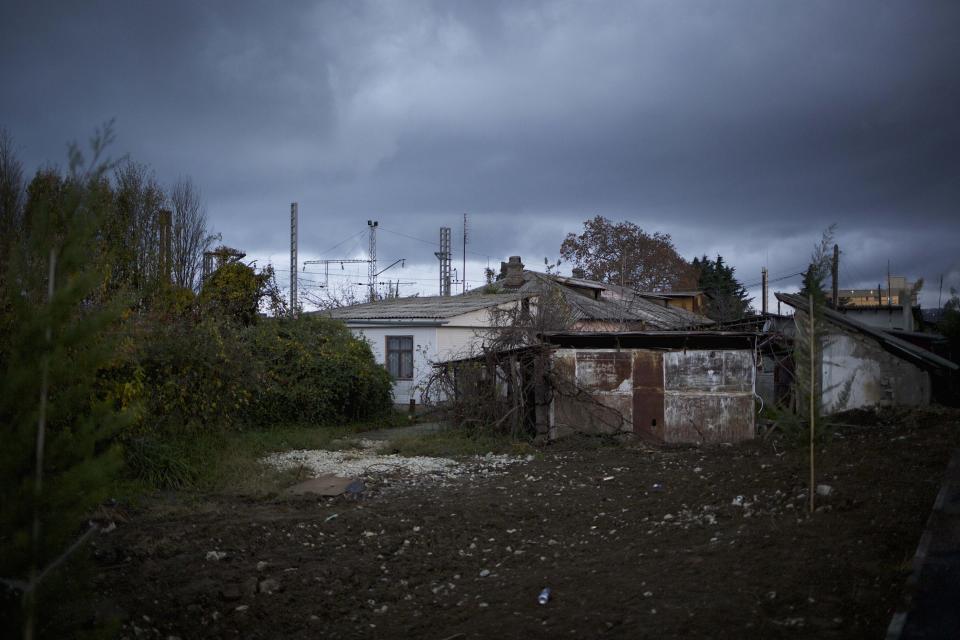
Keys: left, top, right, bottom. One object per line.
{"left": 367, "top": 220, "right": 378, "bottom": 302}
{"left": 462, "top": 213, "right": 468, "bottom": 294}
{"left": 290, "top": 202, "right": 298, "bottom": 317}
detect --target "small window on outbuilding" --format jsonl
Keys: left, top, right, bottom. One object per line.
{"left": 386, "top": 336, "right": 414, "bottom": 380}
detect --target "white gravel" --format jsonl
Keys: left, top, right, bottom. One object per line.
{"left": 263, "top": 446, "right": 531, "bottom": 485}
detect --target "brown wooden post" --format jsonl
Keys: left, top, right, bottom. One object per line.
{"left": 809, "top": 293, "right": 816, "bottom": 514}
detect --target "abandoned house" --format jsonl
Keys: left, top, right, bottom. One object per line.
{"left": 776, "top": 293, "right": 957, "bottom": 412}
{"left": 320, "top": 294, "right": 528, "bottom": 405}
{"left": 444, "top": 331, "right": 759, "bottom": 445}
{"left": 469, "top": 256, "right": 713, "bottom": 331}
{"left": 325, "top": 257, "right": 714, "bottom": 405}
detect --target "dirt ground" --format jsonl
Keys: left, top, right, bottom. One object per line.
{"left": 63, "top": 408, "right": 960, "bottom": 639}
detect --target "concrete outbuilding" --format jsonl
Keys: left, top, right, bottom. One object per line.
{"left": 776, "top": 293, "right": 957, "bottom": 413}
{"left": 541, "top": 332, "right": 758, "bottom": 444}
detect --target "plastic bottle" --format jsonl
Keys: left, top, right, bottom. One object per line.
{"left": 538, "top": 587, "right": 552, "bottom": 605}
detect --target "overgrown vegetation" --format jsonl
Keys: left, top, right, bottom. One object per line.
{"left": 765, "top": 225, "right": 837, "bottom": 444}
{"left": 0, "top": 126, "right": 394, "bottom": 634}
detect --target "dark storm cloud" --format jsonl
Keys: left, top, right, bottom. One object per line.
{"left": 2, "top": 0, "right": 958, "bottom": 303}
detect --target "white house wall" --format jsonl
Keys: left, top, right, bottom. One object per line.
{"left": 351, "top": 326, "right": 438, "bottom": 405}
{"left": 821, "top": 330, "right": 930, "bottom": 412}
{"left": 343, "top": 300, "right": 525, "bottom": 405}
{"left": 436, "top": 327, "right": 487, "bottom": 361}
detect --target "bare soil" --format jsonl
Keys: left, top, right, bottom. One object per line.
{"left": 70, "top": 408, "right": 960, "bottom": 638}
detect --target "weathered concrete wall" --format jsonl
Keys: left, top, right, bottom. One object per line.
{"left": 822, "top": 329, "right": 930, "bottom": 413}
{"left": 662, "top": 350, "right": 755, "bottom": 444}
{"left": 550, "top": 349, "right": 633, "bottom": 439}
{"left": 549, "top": 347, "right": 755, "bottom": 443}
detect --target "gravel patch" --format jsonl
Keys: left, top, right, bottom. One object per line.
{"left": 263, "top": 447, "right": 531, "bottom": 486}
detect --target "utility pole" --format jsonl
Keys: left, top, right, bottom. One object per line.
{"left": 367, "top": 220, "right": 378, "bottom": 302}
{"left": 290, "top": 203, "right": 298, "bottom": 317}
{"left": 831, "top": 244, "right": 839, "bottom": 308}
{"left": 887, "top": 260, "right": 892, "bottom": 307}
{"left": 158, "top": 208, "right": 172, "bottom": 286}
{"left": 462, "top": 213, "right": 468, "bottom": 294}
{"left": 761, "top": 267, "right": 768, "bottom": 315}
{"left": 435, "top": 226, "right": 452, "bottom": 296}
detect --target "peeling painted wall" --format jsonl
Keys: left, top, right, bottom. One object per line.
{"left": 662, "top": 350, "right": 755, "bottom": 444}
{"left": 549, "top": 347, "right": 755, "bottom": 443}
{"left": 821, "top": 329, "right": 930, "bottom": 413}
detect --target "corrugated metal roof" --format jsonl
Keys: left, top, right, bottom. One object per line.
{"left": 776, "top": 293, "right": 958, "bottom": 373}
{"left": 318, "top": 293, "right": 527, "bottom": 320}
{"left": 467, "top": 271, "right": 714, "bottom": 329}
{"left": 321, "top": 270, "right": 714, "bottom": 328}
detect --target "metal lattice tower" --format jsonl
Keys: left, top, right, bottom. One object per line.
{"left": 367, "top": 220, "right": 378, "bottom": 302}
{"left": 290, "top": 202, "right": 298, "bottom": 317}
{"left": 435, "top": 226, "right": 452, "bottom": 296}
{"left": 462, "top": 213, "right": 468, "bottom": 294}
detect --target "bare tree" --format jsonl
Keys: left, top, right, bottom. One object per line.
{"left": 303, "top": 282, "right": 364, "bottom": 311}
{"left": 109, "top": 160, "right": 166, "bottom": 295}
{"left": 421, "top": 290, "right": 574, "bottom": 438}
{"left": 169, "top": 176, "right": 219, "bottom": 291}
{"left": 0, "top": 128, "right": 25, "bottom": 270}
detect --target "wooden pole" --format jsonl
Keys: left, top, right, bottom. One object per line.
{"left": 25, "top": 249, "right": 56, "bottom": 640}
{"left": 809, "top": 292, "right": 816, "bottom": 514}
{"left": 831, "top": 244, "right": 839, "bottom": 308}
{"left": 761, "top": 267, "right": 768, "bottom": 314}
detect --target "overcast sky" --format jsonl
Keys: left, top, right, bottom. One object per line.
{"left": 2, "top": 1, "right": 958, "bottom": 308}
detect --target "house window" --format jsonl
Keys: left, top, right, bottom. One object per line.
{"left": 386, "top": 336, "right": 414, "bottom": 380}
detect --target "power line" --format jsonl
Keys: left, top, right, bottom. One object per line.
{"left": 315, "top": 229, "right": 367, "bottom": 257}
{"left": 380, "top": 226, "right": 491, "bottom": 259}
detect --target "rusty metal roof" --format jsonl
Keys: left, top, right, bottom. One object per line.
{"left": 467, "top": 271, "right": 714, "bottom": 329}
{"left": 776, "top": 293, "right": 958, "bottom": 373}
{"left": 541, "top": 331, "right": 758, "bottom": 350}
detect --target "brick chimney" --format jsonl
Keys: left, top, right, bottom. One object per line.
{"left": 500, "top": 256, "right": 525, "bottom": 288}
{"left": 571, "top": 267, "right": 585, "bottom": 279}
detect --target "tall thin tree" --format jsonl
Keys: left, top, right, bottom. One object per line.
{"left": 168, "top": 176, "right": 219, "bottom": 291}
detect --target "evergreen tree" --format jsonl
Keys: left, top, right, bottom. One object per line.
{"left": 0, "top": 127, "right": 138, "bottom": 634}
{"left": 792, "top": 225, "right": 836, "bottom": 430}
{"left": 692, "top": 254, "right": 753, "bottom": 322}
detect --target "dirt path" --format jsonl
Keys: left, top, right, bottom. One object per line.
{"left": 71, "top": 409, "right": 960, "bottom": 639}
{"left": 356, "top": 421, "right": 447, "bottom": 442}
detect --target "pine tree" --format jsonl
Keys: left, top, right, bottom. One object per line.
{"left": 792, "top": 225, "right": 836, "bottom": 429}
{"left": 0, "top": 127, "right": 138, "bottom": 634}
{"left": 693, "top": 254, "right": 753, "bottom": 322}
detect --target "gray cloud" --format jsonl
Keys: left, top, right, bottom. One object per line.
{"left": 2, "top": 0, "right": 958, "bottom": 305}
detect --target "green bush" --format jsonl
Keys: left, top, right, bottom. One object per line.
{"left": 128, "top": 317, "right": 253, "bottom": 438}
{"left": 243, "top": 316, "right": 393, "bottom": 426}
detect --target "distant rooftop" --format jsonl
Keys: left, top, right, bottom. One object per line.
{"left": 319, "top": 293, "right": 527, "bottom": 321}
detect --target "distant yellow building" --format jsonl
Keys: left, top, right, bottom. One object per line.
{"left": 635, "top": 290, "right": 708, "bottom": 314}
{"left": 839, "top": 276, "right": 918, "bottom": 307}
